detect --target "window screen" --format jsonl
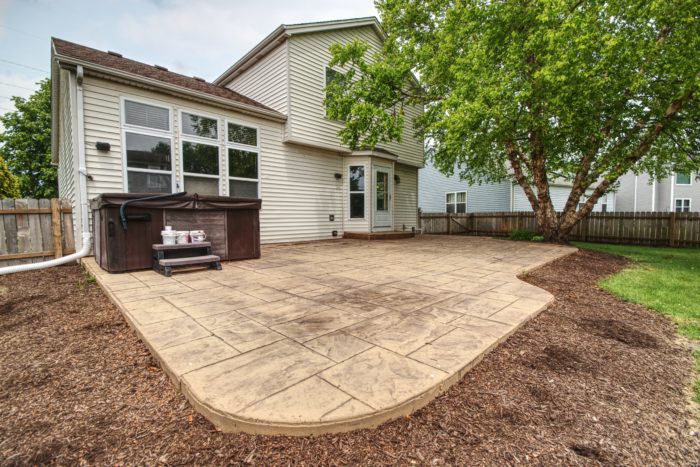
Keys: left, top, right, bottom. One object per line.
{"left": 124, "top": 100, "right": 169, "bottom": 131}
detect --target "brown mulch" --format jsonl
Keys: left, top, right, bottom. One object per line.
{"left": 1, "top": 250, "right": 699, "bottom": 466}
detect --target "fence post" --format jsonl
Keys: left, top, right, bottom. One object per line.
{"left": 50, "top": 198, "right": 63, "bottom": 258}
{"left": 668, "top": 212, "right": 676, "bottom": 247}
{"left": 447, "top": 214, "right": 452, "bottom": 235}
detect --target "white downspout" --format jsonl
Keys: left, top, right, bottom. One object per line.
{"left": 651, "top": 179, "right": 656, "bottom": 211}
{"left": 670, "top": 173, "right": 675, "bottom": 212}
{"left": 0, "top": 65, "right": 92, "bottom": 275}
{"left": 633, "top": 175, "right": 638, "bottom": 211}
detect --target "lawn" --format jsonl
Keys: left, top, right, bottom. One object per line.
{"left": 574, "top": 242, "right": 700, "bottom": 400}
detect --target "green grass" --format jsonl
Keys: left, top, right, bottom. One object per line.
{"left": 574, "top": 242, "right": 700, "bottom": 401}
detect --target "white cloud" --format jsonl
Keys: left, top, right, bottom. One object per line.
{"left": 113, "top": 0, "right": 377, "bottom": 79}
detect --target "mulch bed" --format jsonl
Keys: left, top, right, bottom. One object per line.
{"left": 1, "top": 250, "right": 698, "bottom": 465}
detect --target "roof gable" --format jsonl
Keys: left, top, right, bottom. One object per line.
{"left": 214, "top": 17, "right": 384, "bottom": 86}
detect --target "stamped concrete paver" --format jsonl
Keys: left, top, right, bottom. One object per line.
{"left": 159, "top": 336, "right": 239, "bottom": 381}
{"left": 84, "top": 235, "right": 574, "bottom": 435}
{"left": 304, "top": 331, "right": 374, "bottom": 363}
{"left": 320, "top": 347, "right": 447, "bottom": 409}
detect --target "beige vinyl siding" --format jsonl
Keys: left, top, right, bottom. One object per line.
{"left": 227, "top": 41, "right": 288, "bottom": 115}
{"left": 287, "top": 26, "right": 423, "bottom": 167}
{"left": 57, "top": 68, "right": 76, "bottom": 206}
{"left": 80, "top": 75, "right": 344, "bottom": 244}
{"left": 393, "top": 164, "right": 418, "bottom": 231}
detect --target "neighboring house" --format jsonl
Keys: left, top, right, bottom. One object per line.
{"left": 614, "top": 171, "right": 699, "bottom": 212}
{"left": 419, "top": 162, "right": 613, "bottom": 214}
{"left": 51, "top": 17, "right": 423, "bottom": 249}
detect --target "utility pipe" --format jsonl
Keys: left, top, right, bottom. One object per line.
{"left": 0, "top": 233, "right": 92, "bottom": 275}
{"left": 0, "top": 65, "right": 93, "bottom": 275}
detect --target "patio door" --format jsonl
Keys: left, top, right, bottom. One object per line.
{"left": 373, "top": 164, "right": 393, "bottom": 229}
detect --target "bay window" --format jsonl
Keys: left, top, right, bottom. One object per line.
{"left": 349, "top": 166, "right": 365, "bottom": 218}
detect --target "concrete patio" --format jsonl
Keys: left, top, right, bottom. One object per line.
{"left": 83, "top": 235, "right": 574, "bottom": 435}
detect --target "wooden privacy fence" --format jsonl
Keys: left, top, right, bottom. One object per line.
{"left": 419, "top": 211, "right": 700, "bottom": 248}
{"left": 0, "top": 199, "right": 75, "bottom": 266}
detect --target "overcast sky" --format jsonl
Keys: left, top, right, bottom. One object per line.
{"left": 0, "top": 0, "right": 378, "bottom": 116}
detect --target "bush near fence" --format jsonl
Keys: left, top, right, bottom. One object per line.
{"left": 0, "top": 198, "right": 75, "bottom": 266}
{"left": 419, "top": 211, "right": 700, "bottom": 248}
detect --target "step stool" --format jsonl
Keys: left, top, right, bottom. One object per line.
{"left": 152, "top": 242, "right": 222, "bottom": 277}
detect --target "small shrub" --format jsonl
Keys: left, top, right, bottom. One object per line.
{"left": 508, "top": 229, "right": 537, "bottom": 241}
{"left": 531, "top": 235, "right": 545, "bottom": 242}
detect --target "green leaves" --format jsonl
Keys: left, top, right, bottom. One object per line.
{"left": 0, "top": 78, "right": 56, "bottom": 198}
{"left": 328, "top": 0, "right": 700, "bottom": 187}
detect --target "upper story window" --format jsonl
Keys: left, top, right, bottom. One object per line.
{"left": 446, "top": 192, "right": 467, "bottom": 213}
{"left": 325, "top": 67, "right": 347, "bottom": 116}
{"left": 227, "top": 122, "right": 259, "bottom": 198}
{"left": 676, "top": 172, "right": 692, "bottom": 185}
{"left": 123, "top": 99, "right": 173, "bottom": 193}
{"left": 675, "top": 198, "right": 691, "bottom": 213}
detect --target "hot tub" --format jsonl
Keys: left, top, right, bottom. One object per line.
{"left": 91, "top": 193, "right": 261, "bottom": 273}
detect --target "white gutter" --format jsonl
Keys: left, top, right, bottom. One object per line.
{"left": 0, "top": 65, "right": 93, "bottom": 275}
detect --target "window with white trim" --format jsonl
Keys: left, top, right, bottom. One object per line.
{"left": 676, "top": 172, "right": 692, "bottom": 185}
{"left": 675, "top": 198, "right": 691, "bottom": 213}
{"left": 349, "top": 166, "right": 365, "bottom": 218}
{"left": 123, "top": 99, "right": 173, "bottom": 193}
{"left": 180, "top": 111, "right": 220, "bottom": 196}
{"left": 227, "top": 122, "right": 259, "bottom": 198}
{"left": 445, "top": 191, "right": 467, "bottom": 213}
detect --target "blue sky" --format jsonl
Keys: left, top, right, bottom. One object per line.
{"left": 0, "top": 0, "right": 377, "bottom": 116}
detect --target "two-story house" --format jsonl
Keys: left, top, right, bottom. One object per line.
{"left": 51, "top": 17, "right": 423, "bottom": 249}
{"left": 614, "top": 171, "right": 699, "bottom": 212}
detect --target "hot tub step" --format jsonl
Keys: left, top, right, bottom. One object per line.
{"left": 154, "top": 254, "right": 221, "bottom": 276}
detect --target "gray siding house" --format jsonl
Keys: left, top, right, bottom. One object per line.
{"left": 419, "top": 162, "right": 613, "bottom": 214}
{"left": 52, "top": 17, "right": 424, "bottom": 249}
{"left": 614, "top": 171, "right": 699, "bottom": 212}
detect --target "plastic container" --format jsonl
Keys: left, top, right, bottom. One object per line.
{"left": 190, "top": 230, "right": 206, "bottom": 243}
{"left": 161, "top": 229, "right": 177, "bottom": 245}
{"left": 176, "top": 231, "right": 190, "bottom": 244}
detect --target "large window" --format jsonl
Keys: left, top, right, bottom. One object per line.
{"left": 676, "top": 172, "right": 692, "bottom": 185}
{"left": 227, "top": 122, "right": 259, "bottom": 198}
{"left": 123, "top": 99, "right": 173, "bottom": 193}
{"left": 349, "top": 166, "right": 365, "bottom": 218}
{"left": 676, "top": 198, "right": 691, "bottom": 213}
{"left": 180, "top": 111, "right": 220, "bottom": 196}
{"left": 446, "top": 191, "right": 467, "bottom": 213}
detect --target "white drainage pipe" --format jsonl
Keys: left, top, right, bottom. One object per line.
{"left": 0, "top": 232, "right": 92, "bottom": 276}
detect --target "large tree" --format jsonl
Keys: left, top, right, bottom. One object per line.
{"left": 0, "top": 78, "right": 56, "bottom": 198}
{"left": 326, "top": 0, "right": 700, "bottom": 242}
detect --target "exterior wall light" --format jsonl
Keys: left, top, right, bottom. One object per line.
{"left": 394, "top": 175, "right": 401, "bottom": 184}
{"left": 334, "top": 173, "right": 343, "bottom": 180}
{"left": 95, "top": 142, "right": 111, "bottom": 151}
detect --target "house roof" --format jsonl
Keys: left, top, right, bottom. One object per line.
{"left": 214, "top": 17, "right": 384, "bottom": 86}
{"left": 51, "top": 38, "right": 285, "bottom": 121}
